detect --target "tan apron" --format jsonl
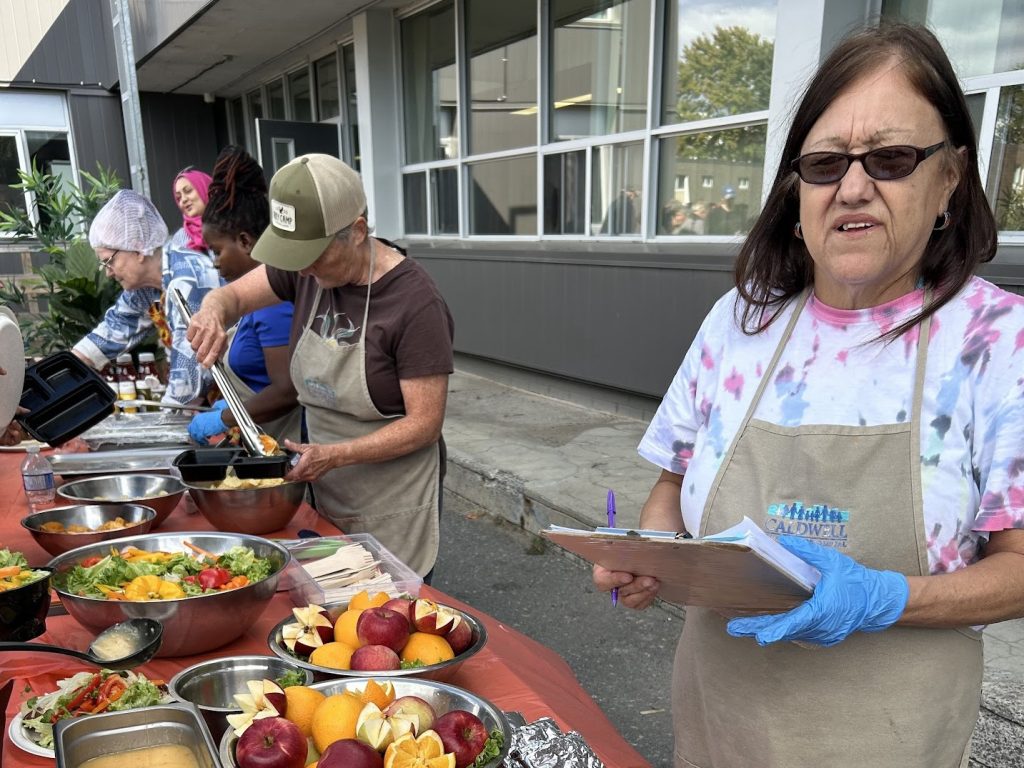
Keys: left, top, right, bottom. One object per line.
{"left": 290, "top": 243, "right": 440, "bottom": 577}
{"left": 222, "top": 326, "right": 301, "bottom": 443}
{"left": 674, "top": 289, "right": 982, "bottom": 768}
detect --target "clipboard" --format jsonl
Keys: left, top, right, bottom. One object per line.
{"left": 542, "top": 528, "right": 814, "bottom": 612}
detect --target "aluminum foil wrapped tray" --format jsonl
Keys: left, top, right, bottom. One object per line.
{"left": 78, "top": 412, "right": 192, "bottom": 450}
{"left": 502, "top": 716, "right": 605, "bottom": 768}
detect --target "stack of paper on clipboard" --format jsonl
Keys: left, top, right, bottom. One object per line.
{"left": 543, "top": 516, "right": 821, "bottom": 612}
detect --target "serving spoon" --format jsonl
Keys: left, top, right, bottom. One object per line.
{"left": 0, "top": 618, "right": 163, "bottom": 669}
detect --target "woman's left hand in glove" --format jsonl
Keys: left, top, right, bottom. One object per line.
{"left": 726, "top": 535, "right": 909, "bottom": 647}
{"left": 188, "top": 400, "right": 229, "bottom": 444}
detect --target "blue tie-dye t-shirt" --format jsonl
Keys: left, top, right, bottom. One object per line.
{"left": 639, "top": 276, "right": 1024, "bottom": 575}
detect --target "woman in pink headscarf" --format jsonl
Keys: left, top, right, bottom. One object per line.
{"left": 173, "top": 168, "right": 213, "bottom": 253}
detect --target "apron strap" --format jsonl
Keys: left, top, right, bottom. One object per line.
{"left": 909, "top": 288, "right": 933, "bottom": 576}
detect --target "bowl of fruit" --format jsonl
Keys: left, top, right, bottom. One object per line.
{"left": 266, "top": 592, "right": 486, "bottom": 682}
{"left": 219, "top": 676, "right": 510, "bottom": 768}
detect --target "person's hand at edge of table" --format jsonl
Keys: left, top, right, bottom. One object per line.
{"left": 726, "top": 536, "right": 909, "bottom": 647}
{"left": 284, "top": 439, "right": 342, "bottom": 483}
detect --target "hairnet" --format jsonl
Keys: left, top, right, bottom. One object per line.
{"left": 88, "top": 189, "right": 169, "bottom": 257}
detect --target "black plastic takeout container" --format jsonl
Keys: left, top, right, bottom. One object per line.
{"left": 173, "top": 448, "right": 293, "bottom": 483}
{"left": 18, "top": 352, "right": 116, "bottom": 446}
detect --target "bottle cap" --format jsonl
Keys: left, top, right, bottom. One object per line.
{"left": 138, "top": 352, "right": 155, "bottom": 363}
{"left": 26, "top": 445, "right": 39, "bottom": 455}
{"left": 116, "top": 353, "right": 133, "bottom": 364}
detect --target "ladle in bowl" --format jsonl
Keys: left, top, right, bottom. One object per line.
{"left": 0, "top": 618, "right": 163, "bottom": 668}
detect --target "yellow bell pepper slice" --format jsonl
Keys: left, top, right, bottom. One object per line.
{"left": 123, "top": 574, "right": 185, "bottom": 601}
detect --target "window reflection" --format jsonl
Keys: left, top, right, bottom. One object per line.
{"left": 544, "top": 151, "right": 586, "bottom": 234}
{"left": 467, "top": 0, "right": 537, "bottom": 154}
{"left": 267, "top": 80, "right": 286, "bottom": 120}
{"left": 404, "top": 173, "right": 427, "bottom": 234}
{"left": 469, "top": 156, "right": 537, "bottom": 235}
{"left": 316, "top": 55, "right": 340, "bottom": 121}
{"left": 0, "top": 136, "right": 23, "bottom": 214}
{"left": 229, "top": 98, "right": 246, "bottom": 147}
{"left": 592, "top": 141, "right": 643, "bottom": 235}
{"left": 26, "top": 131, "right": 71, "bottom": 229}
{"left": 989, "top": 84, "right": 1024, "bottom": 232}
{"left": 657, "top": 125, "right": 766, "bottom": 236}
{"left": 289, "top": 69, "right": 312, "bottom": 122}
{"left": 402, "top": 2, "right": 458, "bottom": 163}
{"left": 342, "top": 45, "right": 360, "bottom": 170}
{"left": 662, "top": 1, "right": 776, "bottom": 126}
{"left": 551, "top": 0, "right": 652, "bottom": 141}
{"left": 432, "top": 167, "right": 459, "bottom": 235}
{"left": 882, "top": 0, "right": 1024, "bottom": 79}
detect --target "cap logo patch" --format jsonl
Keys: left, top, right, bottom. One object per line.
{"left": 271, "top": 200, "right": 296, "bottom": 232}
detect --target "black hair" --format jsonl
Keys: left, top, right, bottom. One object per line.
{"left": 202, "top": 146, "right": 269, "bottom": 239}
{"left": 734, "top": 23, "right": 996, "bottom": 339}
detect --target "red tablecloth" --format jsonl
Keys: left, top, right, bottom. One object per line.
{"left": 0, "top": 452, "right": 649, "bottom": 767}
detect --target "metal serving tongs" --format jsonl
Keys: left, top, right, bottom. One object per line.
{"left": 169, "top": 287, "right": 271, "bottom": 457}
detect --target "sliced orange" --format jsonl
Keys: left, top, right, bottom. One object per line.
{"left": 349, "top": 589, "right": 391, "bottom": 610}
{"left": 384, "top": 730, "right": 455, "bottom": 768}
{"left": 359, "top": 679, "right": 396, "bottom": 709}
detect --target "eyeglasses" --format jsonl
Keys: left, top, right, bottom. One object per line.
{"left": 791, "top": 141, "right": 946, "bottom": 184}
{"left": 97, "top": 249, "right": 122, "bottom": 270}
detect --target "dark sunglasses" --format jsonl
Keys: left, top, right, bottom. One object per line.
{"left": 791, "top": 141, "right": 946, "bottom": 184}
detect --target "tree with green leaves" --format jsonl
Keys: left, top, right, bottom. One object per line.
{"left": 673, "top": 26, "right": 774, "bottom": 162}
{"left": 0, "top": 165, "right": 123, "bottom": 355}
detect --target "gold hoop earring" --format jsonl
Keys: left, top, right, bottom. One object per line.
{"left": 793, "top": 222, "right": 803, "bottom": 240}
{"left": 934, "top": 211, "right": 951, "bottom": 231}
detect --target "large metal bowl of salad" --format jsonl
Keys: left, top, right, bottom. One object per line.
{"left": 0, "top": 548, "right": 51, "bottom": 641}
{"left": 46, "top": 532, "right": 290, "bottom": 657}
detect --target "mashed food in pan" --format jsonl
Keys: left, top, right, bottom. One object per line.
{"left": 79, "top": 744, "right": 199, "bottom": 768}
{"left": 210, "top": 467, "right": 284, "bottom": 490}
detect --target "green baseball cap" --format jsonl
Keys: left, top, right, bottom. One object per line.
{"left": 252, "top": 154, "right": 367, "bottom": 271}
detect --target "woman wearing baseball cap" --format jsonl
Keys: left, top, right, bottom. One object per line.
{"left": 188, "top": 154, "right": 453, "bottom": 579}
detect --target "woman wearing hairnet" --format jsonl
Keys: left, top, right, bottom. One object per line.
{"left": 72, "top": 189, "right": 223, "bottom": 404}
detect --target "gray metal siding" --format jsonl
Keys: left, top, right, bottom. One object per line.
{"left": 68, "top": 92, "right": 130, "bottom": 181}
{"left": 12, "top": 0, "right": 118, "bottom": 88}
{"left": 139, "top": 92, "right": 220, "bottom": 225}
{"left": 414, "top": 243, "right": 1024, "bottom": 399}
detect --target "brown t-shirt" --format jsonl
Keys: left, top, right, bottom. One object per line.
{"left": 266, "top": 240, "right": 454, "bottom": 416}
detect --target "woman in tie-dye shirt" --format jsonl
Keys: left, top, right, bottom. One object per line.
{"left": 595, "top": 25, "right": 1024, "bottom": 768}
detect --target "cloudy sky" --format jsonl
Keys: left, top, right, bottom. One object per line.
{"left": 673, "top": 0, "right": 778, "bottom": 53}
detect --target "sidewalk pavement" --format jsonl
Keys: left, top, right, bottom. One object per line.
{"left": 442, "top": 368, "right": 1024, "bottom": 765}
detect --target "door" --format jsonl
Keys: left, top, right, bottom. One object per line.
{"left": 255, "top": 119, "right": 341, "bottom": 180}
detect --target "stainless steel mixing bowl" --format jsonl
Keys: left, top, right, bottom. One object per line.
{"left": 57, "top": 474, "right": 186, "bottom": 527}
{"left": 185, "top": 481, "right": 305, "bottom": 535}
{"left": 47, "top": 532, "right": 290, "bottom": 657}
{"left": 168, "top": 655, "right": 314, "bottom": 741}
{"left": 21, "top": 504, "right": 156, "bottom": 556}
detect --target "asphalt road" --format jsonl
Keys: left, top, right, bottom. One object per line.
{"left": 432, "top": 491, "right": 678, "bottom": 768}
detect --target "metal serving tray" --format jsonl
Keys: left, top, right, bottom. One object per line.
{"left": 54, "top": 702, "right": 219, "bottom": 768}
{"left": 47, "top": 447, "right": 185, "bottom": 478}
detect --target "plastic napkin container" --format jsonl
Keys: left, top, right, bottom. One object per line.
{"left": 18, "top": 352, "right": 116, "bottom": 446}
{"left": 281, "top": 532, "right": 422, "bottom": 606}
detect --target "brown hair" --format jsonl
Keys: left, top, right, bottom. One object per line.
{"left": 733, "top": 23, "right": 996, "bottom": 338}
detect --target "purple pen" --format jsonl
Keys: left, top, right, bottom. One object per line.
{"left": 607, "top": 489, "right": 618, "bottom": 607}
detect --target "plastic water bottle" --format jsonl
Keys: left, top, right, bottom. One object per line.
{"left": 21, "top": 446, "right": 55, "bottom": 510}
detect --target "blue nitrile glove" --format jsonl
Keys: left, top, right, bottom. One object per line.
{"left": 726, "top": 535, "right": 909, "bottom": 647}
{"left": 188, "top": 400, "right": 229, "bottom": 444}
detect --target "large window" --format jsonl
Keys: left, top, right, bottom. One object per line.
{"left": 466, "top": 0, "right": 537, "bottom": 154}
{"left": 884, "top": 0, "right": 1024, "bottom": 234}
{"left": 288, "top": 69, "right": 313, "bottom": 122}
{"left": 316, "top": 54, "right": 340, "bottom": 121}
{"left": 469, "top": 155, "right": 536, "bottom": 235}
{"left": 266, "top": 79, "right": 286, "bottom": 120}
{"left": 342, "top": 45, "right": 361, "bottom": 170}
{"left": 402, "top": 1, "right": 458, "bottom": 163}
{"left": 550, "top": 0, "right": 652, "bottom": 142}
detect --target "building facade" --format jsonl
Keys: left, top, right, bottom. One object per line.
{"left": 2, "top": 0, "right": 1024, "bottom": 398}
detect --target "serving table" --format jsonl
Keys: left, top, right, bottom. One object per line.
{"left": 0, "top": 452, "right": 650, "bottom": 767}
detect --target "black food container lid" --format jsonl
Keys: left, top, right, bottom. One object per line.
{"left": 17, "top": 352, "right": 116, "bottom": 446}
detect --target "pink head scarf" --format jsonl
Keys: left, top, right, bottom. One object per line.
{"left": 173, "top": 168, "right": 212, "bottom": 252}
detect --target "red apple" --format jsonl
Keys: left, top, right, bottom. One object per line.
{"left": 317, "top": 738, "right": 383, "bottom": 768}
{"left": 383, "top": 695, "right": 436, "bottom": 734}
{"left": 444, "top": 616, "right": 474, "bottom": 655}
{"left": 382, "top": 597, "right": 415, "bottom": 627}
{"left": 350, "top": 644, "right": 401, "bottom": 671}
{"left": 433, "top": 710, "right": 489, "bottom": 768}
{"left": 357, "top": 607, "right": 411, "bottom": 652}
{"left": 235, "top": 716, "right": 307, "bottom": 768}
{"left": 413, "top": 599, "right": 460, "bottom": 635}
